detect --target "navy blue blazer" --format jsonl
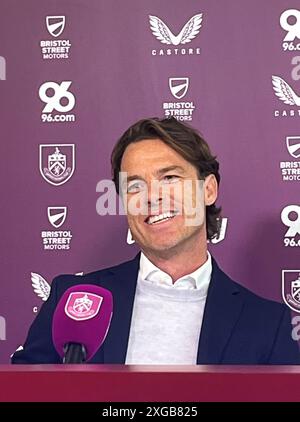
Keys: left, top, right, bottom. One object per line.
{"left": 12, "top": 255, "right": 300, "bottom": 364}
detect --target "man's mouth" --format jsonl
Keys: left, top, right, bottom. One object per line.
{"left": 145, "top": 211, "right": 178, "bottom": 225}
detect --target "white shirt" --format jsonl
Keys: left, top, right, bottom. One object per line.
{"left": 125, "top": 252, "right": 212, "bottom": 364}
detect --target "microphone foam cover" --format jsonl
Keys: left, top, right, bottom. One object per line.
{"left": 52, "top": 284, "right": 113, "bottom": 361}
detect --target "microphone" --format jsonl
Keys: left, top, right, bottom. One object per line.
{"left": 52, "top": 284, "right": 113, "bottom": 363}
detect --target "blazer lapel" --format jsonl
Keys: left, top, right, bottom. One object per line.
{"left": 197, "top": 259, "right": 245, "bottom": 364}
{"left": 102, "top": 254, "right": 140, "bottom": 363}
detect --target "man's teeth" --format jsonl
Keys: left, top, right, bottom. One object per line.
{"left": 147, "top": 212, "right": 177, "bottom": 225}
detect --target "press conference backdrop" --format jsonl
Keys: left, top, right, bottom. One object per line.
{"left": 1, "top": 0, "right": 300, "bottom": 363}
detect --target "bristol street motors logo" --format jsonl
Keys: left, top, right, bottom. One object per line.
{"left": 163, "top": 77, "right": 196, "bottom": 122}
{"left": 39, "top": 144, "right": 75, "bottom": 186}
{"left": 48, "top": 207, "right": 67, "bottom": 228}
{"left": 65, "top": 292, "right": 103, "bottom": 321}
{"left": 41, "top": 206, "right": 72, "bottom": 250}
{"left": 46, "top": 16, "right": 65, "bottom": 37}
{"left": 169, "top": 78, "right": 189, "bottom": 99}
{"left": 282, "top": 270, "right": 300, "bottom": 312}
{"left": 287, "top": 136, "right": 300, "bottom": 158}
{"left": 149, "top": 13, "right": 203, "bottom": 56}
{"left": 280, "top": 137, "right": 300, "bottom": 181}
{"left": 40, "top": 16, "right": 71, "bottom": 59}
{"left": 272, "top": 75, "right": 300, "bottom": 118}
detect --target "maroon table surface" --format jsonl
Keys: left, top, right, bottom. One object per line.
{"left": 1, "top": 365, "right": 300, "bottom": 402}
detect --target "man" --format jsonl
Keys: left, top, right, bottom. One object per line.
{"left": 12, "top": 117, "right": 300, "bottom": 364}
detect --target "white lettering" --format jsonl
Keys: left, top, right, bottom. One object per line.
{"left": 0, "top": 316, "right": 6, "bottom": 340}
{"left": 0, "top": 56, "right": 6, "bottom": 80}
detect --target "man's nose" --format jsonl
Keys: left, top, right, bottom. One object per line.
{"left": 146, "top": 180, "right": 162, "bottom": 207}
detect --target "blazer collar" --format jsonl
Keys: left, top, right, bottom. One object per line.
{"left": 197, "top": 257, "right": 245, "bottom": 364}
{"left": 102, "top": 254, "right": 140, "bottom": 364}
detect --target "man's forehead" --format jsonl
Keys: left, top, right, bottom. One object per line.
{"left": 121, "top": 138, "right": 186, "bottom": 165}
{"left": 123, "top": 138, "right": 170, "bottom": 154}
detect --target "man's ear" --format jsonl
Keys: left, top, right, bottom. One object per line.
{"left": 204, "top": 174, "right": 218, "bottom": 206}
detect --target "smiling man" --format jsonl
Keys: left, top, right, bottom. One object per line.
{"left": 12, "top": 117, "right": 300, "bottom": 365}
{"left": 118, "top": 138, "right": 215, "bottom": 280}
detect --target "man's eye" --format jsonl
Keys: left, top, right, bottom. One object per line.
{"left": 127, "top": 181, "right": 145, "bottom": 193}
{"left": 161, "top": 175, "right": 180, "bottom": 184}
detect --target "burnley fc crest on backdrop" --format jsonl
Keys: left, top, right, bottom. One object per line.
{"left": 39, "top": 144, "right": 75, "bottom": 186}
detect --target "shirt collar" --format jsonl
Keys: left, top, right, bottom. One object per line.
{"left": 139, "top": 251, "right": 212, "bottom": 293}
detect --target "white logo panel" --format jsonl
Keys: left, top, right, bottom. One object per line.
{"left": 280, "top": 10, "right": 300, "bottom": 42}
{"left": 39, "top": 144, "right": 75, "bottom": 186}
{"left": 282, "top": 270, "right": 300, "bottom": 313}
{"left": 47, "top": 207, "right": 67, "bottom": 228}
{"left": 41, "top": 16, "right": 71, "bottom": 59}
{"left": 149, "top": 13, "right": 203, "bottom": 56}
{"left": 149, "top": 14, "right": 202, "bottom": 45}
{"left": 169, "top": 78, "right": 189, "bottom": 99}
{"left": 272, "top": 76, "right": 300, "bottom": 106}
{"left": 0, "top": 56, "right": 6, "bottom": 80}
{"left": 163, "top": 77, "right": 195, "bottom": 121}
{"left": 280, "top": 136, "right": 300, "bottom": 182}
{"left": 31, "top": 273, "right": 51, "bottom": 302}
{"left": 46, "top": 16, "right": 66, "bottom": 37}
{"left": 281, "top": 205, "right": 300, "bottom": 247}
{"left": 39, "top": 81, "right": 76, "bottom": 123}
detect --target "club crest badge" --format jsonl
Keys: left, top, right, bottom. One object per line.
{"left": 282, "top": 270, "right": 300, "bottom": 313}
{"left": 39, "top": 144, "right": 75, "bottom": 186}
{"left": 65, "top": 292, "right": 103, "bottom": 321}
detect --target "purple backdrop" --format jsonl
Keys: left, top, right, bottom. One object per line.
{"left": 1, "top": 0, "right": 300, "bottom": 362}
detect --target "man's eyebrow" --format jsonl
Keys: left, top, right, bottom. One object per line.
{"left": 156, "top": 165, "right": 185, "bottom": 176}
{"left": 125, "top": 175, "right": 145, "bottom": 183}
{"left": 122, "top": 166, "right": 186, "bottom": 185}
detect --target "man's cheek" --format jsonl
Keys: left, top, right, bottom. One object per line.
{"left": 183, "top": 181, "right": 205, "bottom": 227}
{"left": 161, "top": 184, "right": 184, "bottom": 214}
{"left": 127, "top": 193, "right": 148, "bottom": 216}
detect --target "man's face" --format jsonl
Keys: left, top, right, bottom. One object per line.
{"left": 120, "top": 138, "right": 216, "bottom": 256}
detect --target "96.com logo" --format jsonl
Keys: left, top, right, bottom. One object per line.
{"left": 280, "top": 9, "right": 300, "bottom": 52}
{"left": 38, "top": 81, "right": 76, "bottom": 123}
{"left": 281, "top": 205, "right": 300, "bottom": 247}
